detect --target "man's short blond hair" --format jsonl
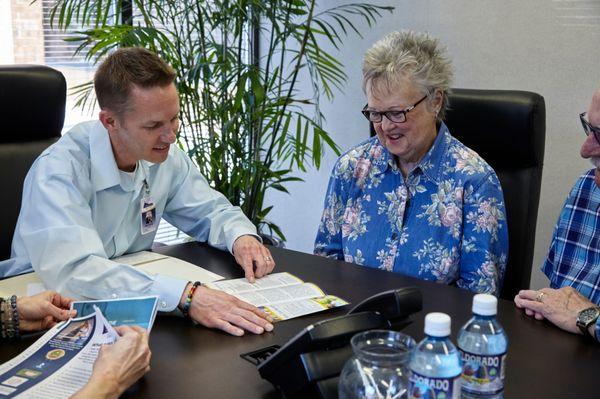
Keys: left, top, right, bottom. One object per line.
{"left": 94, "top": 47, "right": 176, "bottom": 115}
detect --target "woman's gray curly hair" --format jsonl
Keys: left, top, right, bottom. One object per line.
{"left": 362, "top": 30, "right": 454, "bottom": 121}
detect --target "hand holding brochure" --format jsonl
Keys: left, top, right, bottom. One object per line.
{"left": 0, "top": 296, "right": 158, "bottom": 398}
{"left": 205, "top": 272, "right": 349, "bottom": 321}
{"left": 0, "top": 309, "right": 116, "bottom": 398}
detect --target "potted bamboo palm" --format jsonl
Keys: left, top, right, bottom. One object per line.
{"left": 48, "top": 0, "right": 394, "bottom": 241}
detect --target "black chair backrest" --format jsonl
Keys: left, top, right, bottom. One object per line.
{"left": 445, "top": 88, "right": 546, "bottom": 299}
{"left": 0, "top": 65, "right": 66, "bottom": 260}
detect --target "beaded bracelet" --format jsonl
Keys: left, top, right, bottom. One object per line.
{"left": 0, "top": 297, "right": 5, "bottom": 339}
{"left": 10, "top": 295, "right": 20, "bottom": 339}
{"left": 181, "top": 281, "right": 201, "bottom": 319}
{"left": 1, "top": 298, "right": 10, "bottom": 340}
{"left": 0, "top": 296, "right": 19, "bottom": 341}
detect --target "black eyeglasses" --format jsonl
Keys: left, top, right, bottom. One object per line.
{"left": 361, "top": 95, "right": 428, "bottom": 124}
{"left": 580, "top": 112, "right": 600, "bottom": 145}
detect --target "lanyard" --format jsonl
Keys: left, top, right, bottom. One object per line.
{"left": 140, "top": 162, "right": 151, "bottom": 197}
{"left": 143, "top": 179, "right": 150, "bottom": 196}
{"left": 139, "top": 164, "right": 156, "bottom": 235}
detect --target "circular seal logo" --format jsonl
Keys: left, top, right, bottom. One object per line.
{"left": 46, "top": 349, "right": 65, "bottom": 361}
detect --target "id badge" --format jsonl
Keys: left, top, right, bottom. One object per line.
{"left": 140, "top": 196, "right": 157, "bottom": 235}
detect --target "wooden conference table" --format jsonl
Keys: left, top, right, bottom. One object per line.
{"left": 3, "top": 242, "right": 600, "bottom": 398}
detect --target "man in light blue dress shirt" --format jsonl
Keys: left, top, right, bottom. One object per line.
{"left": 0, "top": 48, "right": 275, "bottom": 337}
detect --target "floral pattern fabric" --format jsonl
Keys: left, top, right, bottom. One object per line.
{"left": 314, "top": 123, "right": 508, "bottom": 295}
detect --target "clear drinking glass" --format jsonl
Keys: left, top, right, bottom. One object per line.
{"left": 338, "top": 330, "right": 416, "bottom": 399}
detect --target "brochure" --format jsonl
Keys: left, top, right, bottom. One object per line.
{"left": 205, "top": 272, "right": 349, "bottom": 321}
{"left": 70, "top": 296, "right": 159, "bottom": 331}
{"left": 0, "top": 309, "right": 116, "bottom": 398}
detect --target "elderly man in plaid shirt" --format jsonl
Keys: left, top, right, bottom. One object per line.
{"left": 515, "top": 87, "right": 600, "bottom": 343}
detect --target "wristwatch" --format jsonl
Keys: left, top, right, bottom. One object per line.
{"left": 576, "top": 306, "right": 600, "bottom": 336}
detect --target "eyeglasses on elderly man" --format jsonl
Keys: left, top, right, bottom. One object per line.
{"left": 580, "top": 112, "right": 600, "bottom": 145}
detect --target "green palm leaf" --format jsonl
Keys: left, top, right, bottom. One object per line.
{"left": 39, "top": 0, "right": 394, "bottom": 241}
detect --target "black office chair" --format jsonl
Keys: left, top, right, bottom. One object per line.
{"left": 368, "top": 88, "right": 545, "bottom": 300}
{"left": 0, "top": 65, "right": 66, "bottom": 260}
{"left": 444, "top": 89, "right": 546, "bottom": 300}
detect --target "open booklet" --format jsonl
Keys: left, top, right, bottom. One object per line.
{"left": 205, "top": 272, "right": 349, "bottom": 321}
{"left": 0, "top": 296, "right": 158, "bottom": 398}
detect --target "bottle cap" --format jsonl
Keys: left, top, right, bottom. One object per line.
{"left": 472, "top": 294, "right": 497, "bottom": 316}
{"left": 424, "top": 312, "right": 451, "bottom": 337}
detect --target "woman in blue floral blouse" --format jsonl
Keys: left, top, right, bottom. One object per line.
{"left": 314, "top": 31, "right": 508, "bottom": 295}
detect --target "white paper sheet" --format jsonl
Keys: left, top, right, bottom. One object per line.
{"left": 0, "top": 251, "right": 224, "bottom": 298}
{"left": 26, "top": 283, "right": 46, "bottom": 297}
{"left": 111, "top": 251, "right": 168, "bottom": 266}
{"left": 113, "top": 251, "right": 224, "bottom": 283}
{"left": 0, "top": 273, "right": 43, "bottom": 298}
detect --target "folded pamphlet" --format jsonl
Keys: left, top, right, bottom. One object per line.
{"left": 0, "top": 295, "right": 160, "bottom": 398}
{"left": 0, "top": 308, "right": 116, "bottom": 398}
{"left": 70, "top": 296, "right": 159, "bottom": 332}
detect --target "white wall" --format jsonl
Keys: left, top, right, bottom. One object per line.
{"left": 266, "top": 0, "right": 600, "bottom": 290}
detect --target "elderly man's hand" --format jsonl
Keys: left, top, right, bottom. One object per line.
{"left": 187, "top": 285, "right": 274, "bottom": 336}
{"left": 232, "top": 235, "right": 275, "bottom": 283}
{"left": 514, "top": 286, "right": 595, "bottom": 334}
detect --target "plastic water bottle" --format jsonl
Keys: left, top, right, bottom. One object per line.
{"left": 408, "top": 312, "right": 462, "bottom": 399}
{"left": 457, "top": 294, "right": 508, "bottom": 398}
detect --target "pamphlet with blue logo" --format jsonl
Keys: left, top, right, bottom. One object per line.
{"left": 0, "top": 308, "right": 114, "bottom": 398}
{"left": 0, "top": 296, "right": 158, "bottom": 398}
{"left": 71, "top": 296, "right": 159, "bottom": 331}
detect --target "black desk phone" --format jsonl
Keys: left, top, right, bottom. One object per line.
{"left": 245, "top": 287, "right": 423, "bottom": 399}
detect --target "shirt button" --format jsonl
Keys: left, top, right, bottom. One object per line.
{"left": 391, "top": 232, "right": 398, "bottom": 240}
{"left": 111, "top": 293, "right": 118, "bottom": 299}
{"left": 161, "top": 301, "right": 167, "bottom": 308}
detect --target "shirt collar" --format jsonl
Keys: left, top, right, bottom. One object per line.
{"left": 377, "top": 141, "right": 398, "bottom": 173}
{"left": 376, "top": 122, "right": 450, "bottom": 183}
{"left": 89, "top": 121, "right": 155, "bottom": 192}
{"left": 90, "top": 121, "right": 121, "bottom": 191}
{"left": 417, "top": 122, "right": 451, "bottom": 184}
{"left": 589, "top": 174, "right": 600, "bottom": 204}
